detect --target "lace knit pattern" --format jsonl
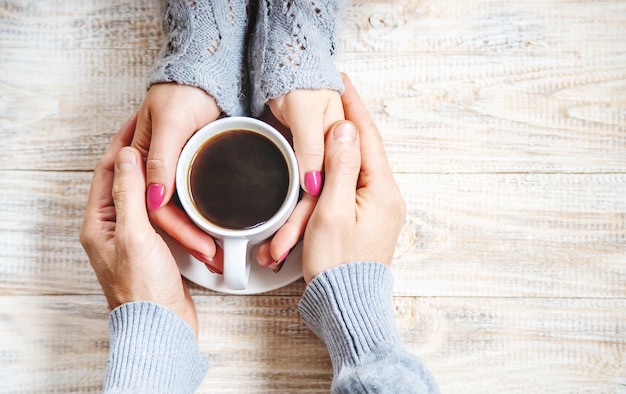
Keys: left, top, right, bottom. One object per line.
{"left": 148, "top": 0, "right": 250, "bottom": 116}
{"left": 250, "top": 0, "right": 345, "bottom": 115}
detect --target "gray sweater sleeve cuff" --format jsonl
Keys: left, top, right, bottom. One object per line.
{"left": 250, "top": 0, "right": 345, "bottom": 115}
{"left": 298, "top": 262, "right": 402, "bottom": 374}
{"left": 299, "top": 262, "right": 440, "bottom": 394}
{"left": 104, "top": 302, "right": 208, "bottom": 393}
{"left": 148, "top": 0, "right": 249, "bottom": 116}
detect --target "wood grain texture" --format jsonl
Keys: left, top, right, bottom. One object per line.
{"left": 0, "top": 296, "right": 110, "bottom": 392}
{"left": 1, "top": 0, "right": 625, "bottom": 392}
{"left": 1, "top": 296, "right": 624, "bottom": 393}
{"left": 394, "top": 173, "right": 626, "bottom": 297}
{"left": 0, "top": 47, "right": 152, "bottom": 171}
{"left": 0, "top": 169, "right": 307, "bottom": 296}
{"left": 398, "top": 297, "right": 626, "bottom": 393}
{"left": 340, "top": 52, "right": 626, "bottom": 174}
{"left": 341, "top": 0, "right": 626, "bottom": 54}
{"left": 1, "top": 50, "right": 625, "bottom": 173}
{"left": 2, "top": 0, "right": 625, "bottom": 54}
{"left": 0, "top": 1, "right": 162, "bottom": 49}
{"left": 1, "top": 1, "right": 625, "bottom": 173}
{"left": 1, "top": 171, "right": 623, "bottom": 298}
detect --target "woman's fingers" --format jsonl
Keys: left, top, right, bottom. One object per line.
{"left": 270, "top": 89, "right": 344, "bottom": 197}
{"left": 149, "top": 200, "right": 221, "bottom": 272}
{"left": 132, "top": 84, "right": 221, "bottom": 211}
{"left": 256, "top": 194, "right": 317, "bottom": 269}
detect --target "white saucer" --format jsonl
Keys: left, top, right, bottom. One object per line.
{"left": 163, "top": 232, "right": 303, "bottom": 295}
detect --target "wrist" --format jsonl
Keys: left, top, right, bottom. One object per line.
{"left": 105, "top": 290, "right": 197, "bottom": 336}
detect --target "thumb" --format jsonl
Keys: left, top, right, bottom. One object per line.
{"left": 112, "top": 147, "right": 151, "bottom": 234}
{"left": 316, "top": 121, "right": 361, "bottom": 218}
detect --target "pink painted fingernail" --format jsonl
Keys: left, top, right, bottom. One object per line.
{"left": 147, "top": 183, "right": 165, "bottom": 211}
{"left": 191, "top": 250, "right": 213, "bottom": 264}
{"left": 272, "top": 262, "right": 285, "bottom": 274}
{"left": 272, "top": 250, "right": 290, "bottom": 274}
{"left": 190, "top": 251, "right": 221, "bottom": 274}
{"left": 304, "top": 171, "right": 323, "bottom": 197}
{"left": 276, "top": 251, "right": 289, "bottom": 265}
{"left": 205, "top": 263, "right": 221, "bottom": 275}
{"left": 260, "top": 258, "right": 274, "bottom": 269}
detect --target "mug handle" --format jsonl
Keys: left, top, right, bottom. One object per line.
{"left": 222, "top": 238, "right": 251, "bottom": 290}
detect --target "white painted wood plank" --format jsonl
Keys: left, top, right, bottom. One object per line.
{"left": 1, "top": 171, "right": 623, "bottom": 298}
{"left": 1, "top": 295, "right": 623, "bottom": 393}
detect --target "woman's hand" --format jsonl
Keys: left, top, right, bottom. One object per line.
{"left": 256, "top": 89, "right": 345, "bottom": 269}
{"left": 132, "top": 83, "right": 222, "bottom": 270}
{"left": 302, "top": 76, "right": 406, "bottom": 282}
{"left": 80, "top": 114, "right": 207, "bottom": 335}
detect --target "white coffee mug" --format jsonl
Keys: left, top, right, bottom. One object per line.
{"left": 176, "top": 117, "right": 299, "bottom": 290}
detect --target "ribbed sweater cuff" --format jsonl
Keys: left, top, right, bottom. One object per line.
{"left": 104, "top": 302, "right": 208, "bottom": 393}
{"left": 298, "top": 262, "right": 403, "bottom": 375}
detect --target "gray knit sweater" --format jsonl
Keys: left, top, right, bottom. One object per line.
{"left": 148, "top": 0, "right": 344, "bottom": 117}
{"left": 102, "top": 262, "right": 439, "bottom": 393}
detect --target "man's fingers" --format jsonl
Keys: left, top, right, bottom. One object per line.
{"left": 102, "top": 112, "right": 139, "bottom": 165}
{"left": 301, "top": 121, "right": 360, "bottom": 283}
{"left": 82, "top": 113, "right": 137, "bottom": 236}
{"left": 340, "top": 74, "right": 394, "bottom": 186}
{"left": 111, "top": 147, "right": 151, "bottom": 235}
{"left": 315, "top": 121, "right": 361, "bottom": 223}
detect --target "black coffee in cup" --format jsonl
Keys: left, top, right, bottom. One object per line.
{"left": 189, "top": 129, "right": 289, "bottom": 230}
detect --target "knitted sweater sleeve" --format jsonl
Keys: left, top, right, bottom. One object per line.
{"left": 250, "top": 0, "right": 345, "bottom": 115}
{"left": 148, "top": 0, "right": 249, "bottom": 116}
{"left": 103, "top": 302, "right": 208, "bottom": 394}
{"left": 298, "top": 262, "right": 440, "bottom": 394}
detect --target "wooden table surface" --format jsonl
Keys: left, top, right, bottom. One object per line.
{"left": 1, "top": 1, "right": 625, "bottom": 392}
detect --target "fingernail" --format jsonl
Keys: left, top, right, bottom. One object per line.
{"left": 117, "top": 148, "right": 137, "bottom": 170}
{"left": 276, "top": 250, "right": 289, "bottom": 265}
{"left": 191, "top": 250, "right": 213, "bottom": 264}
{"left": 147, "top": 183, "right": 165, "bottom": 211}
{"left": 260, "top": 258, "right": 274, "bottom": 269}
{"left": 191, "top": 251, "right": 221, "bottom": 274}
{"left": 204, "top": 263, "right": 221, "bottom": 275}
{"left": 272, "top": 262, "right": 284, "bottom": 274}
{"left": 272, "top": 250, "right": 290, "bottom": 274}
{"left": 334, "top": 122, "right": 356, "bottom": 142}
{"left": 304, "top": 171, "right": 323, "bottom": 197}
